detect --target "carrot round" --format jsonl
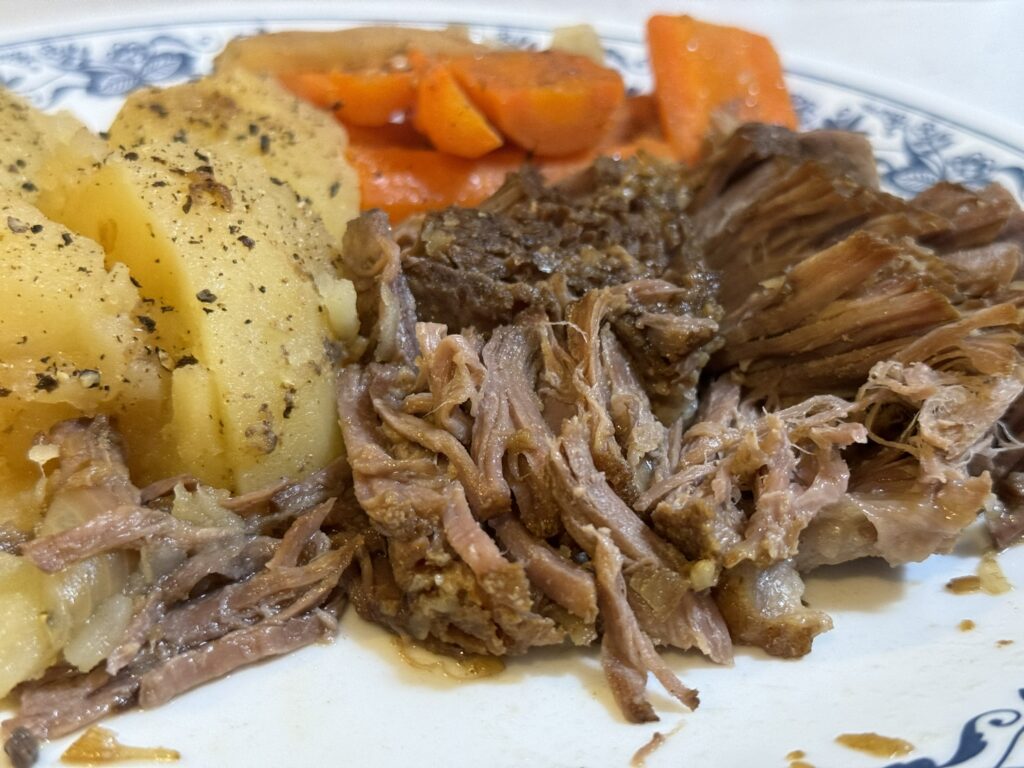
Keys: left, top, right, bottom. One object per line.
{"left": 449, "top": 50, "right": 626, "bottom": 157}
{"left": 647, "top": 14, "right": 797, "bottom": 164}
{"left": 413, "top": 65, "right": 504, "bottom": 159}
{"left": 279, "top": 68, "right": 417, "bottom": 127}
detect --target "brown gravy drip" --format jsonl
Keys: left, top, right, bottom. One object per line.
{"left": 835, "top": 732, "right": 914, "bottom": 759}
{"left": 392, "top": 637, "right": 505, "bottom": 679}
{"left": 61, "top": 726, "right": 179, "bottom": 764}
{"left": 946, "top": 575, "right": 981, "bottom": 594}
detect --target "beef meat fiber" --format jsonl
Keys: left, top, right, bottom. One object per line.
{"left": 401, "top": 155, "right": 723, "bottom": 420}
{"left": 7, "top": 124, "right": 1024, "bottom": 762}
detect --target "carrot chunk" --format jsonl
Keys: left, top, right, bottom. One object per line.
{"left": 413, "top": 64, "right": 504, "bottom": 159}
{"left": 647, "top": 14, "right": 797, "bottom": 164}
{"left": 346, "top": 143, "right": 528, "bottom": 221}
{"left": 448, "top": 50, "right": 626, "bottom": 156}
{"left": 344, "top": 93, "right": 674, "bottom": 221}
{"left": 280, "top": 68, "right": 417, "bottom": 127}
{"left": 343, "top": 140, "right": 656, "bottom": 222}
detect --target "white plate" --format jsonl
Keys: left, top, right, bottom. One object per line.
{"left": 2, "top": 11, "right": 1023, "bottom": 768}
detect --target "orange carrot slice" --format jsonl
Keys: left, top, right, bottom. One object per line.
{"left": 413, "top": 64, "right": 504, "bottom": 159}
{"left": 346, "top": 143, "right": 528, "bottom": 221}
{"left": 448, "top": 50, "right": 626, "bottom": 156}
{"left": 280, "top": 68, "right": 417, "bottom": 127}
{"left": 344, "top": 140, "right": 668, "bottom": 222}
{"left": 344, "top": 121, "right": 433, "bottom": 150}
{"left": 344, "top": 92, "right": 676, "bottom": 221}
{"left": 647, "top": 14, "right": 797, "bottom": 164}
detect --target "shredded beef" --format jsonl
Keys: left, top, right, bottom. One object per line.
{"left": 3, "top": 728, "right": 38, "bottom": 768}
{"left": 139, "top": 615, "right": 330, "bottom": 708}
{"left": 713, "top": 560, "right": 832, "bottom": 658}
{"left": 403, "top": 158, "right": 698, "bottom": 323}
{"left": 7, "top": 123, "right": 1024, "bottom": 761}
{"left": 3, "top": 425, "right": 363, "bottom": 754}
{"left": 400, "top": 155, "right": 722, "bottom": 420}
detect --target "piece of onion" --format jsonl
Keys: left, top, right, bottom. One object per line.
{"left": 171, "top": 483, "right": 244, "bottom": 531}
{"left": 979, "top": 551, "right": 1012, "bottom": 595}
{"left": 0, "top": 552, "right": 60, "bottom": 697}
{"left": 139, "top": 542, "right": 187, "bottom": 585}
{"left": 37, "top": 488, "right": 133, "bottom": 669}
{"left": 62, "top": 593, "right": 135, "bottom": 672}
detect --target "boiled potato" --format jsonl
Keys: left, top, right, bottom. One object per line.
{"left": 0, "top": 485, "right": 137, "bottom": 696}
{"left": 0, "top": 553, "right": 58, "bottom": 698}
{"left": 41, "top": 140, "right": 345, "bottom": 491}
{"left": 108, "top": 68, "right": 359, "bottom": 244}
{"left": 0, "top": 78, "right": 360, "bottom": 697}
{"left": 0, "top": 193, "right": 166, "bottom": 530}
{"left": 0, "top": 88, "right": 104, "bottom": 203}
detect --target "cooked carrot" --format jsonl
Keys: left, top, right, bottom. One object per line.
{"left": 345, "top": 92, "right": 676, "bottom": 221}
{"left": 405, "top": 48, "right": 437, "bottom": 75}
{"left": 580, "top": 94, "right": 674, "bottom": 161}
{"left": 346, "top": 143, "right": 528, "bottom": 221}
{"left": 344, "top": 121, "right": 432, "bottom": 150}
{"left": 647, "top": 15, "right": 797, "bottom": 164}
{"left": 448, "top": 50, "right": 626, "bottom": 156}
{"left": 600, "top": 95, "right": 659, "bottom": 145}
{"left": 607, "top": 136, "right": 676, "bottom": 161}
{"left": 345, "top": 143, "right": 612, "bottom": 222}
{"left": 413, "top": 64, "right": 504, "bottom": 159}
{"left": 279, "top": 68, "right": 417, "bottom": 127}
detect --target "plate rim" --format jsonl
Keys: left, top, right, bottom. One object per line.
{"left": 1, "top": 11, "right": 1022, "bottom": 768}
{"left": 1, "top": 12, "right": 1022, "bottom": 161}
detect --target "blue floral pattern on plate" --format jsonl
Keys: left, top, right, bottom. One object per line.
{"left": 793, "top": 90, "right": 1024, "bottom": 197}
{"left": 0, "top": 32, "right": 219, "bottom": 105}
{"left": 2, "top": 20, "right": 1022, "bottom": 199}
{"left": 0, "top": 18, "right": 1022, "bottom": 768}
{"left": 883, "top": 690, "right": 1024, "bottom": 768}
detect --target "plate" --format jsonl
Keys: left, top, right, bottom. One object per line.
{"left": 2, "top": 11, "right": 1023, "bottom": 768}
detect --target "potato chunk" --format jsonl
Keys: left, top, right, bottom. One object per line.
{"left": 0, "top": 193, "right": 165, "bottom": 529}
{"left": 108, "top": 69, "right": 359, "bottom": 244}
{"left": 0, "top": 553, "right": 58, "bottom": 698}
{"left": 0, "top": 88, "right": 104, "bottom": 203}
{"left": 42, "top": 142, "right": 344, "bottom": 491}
